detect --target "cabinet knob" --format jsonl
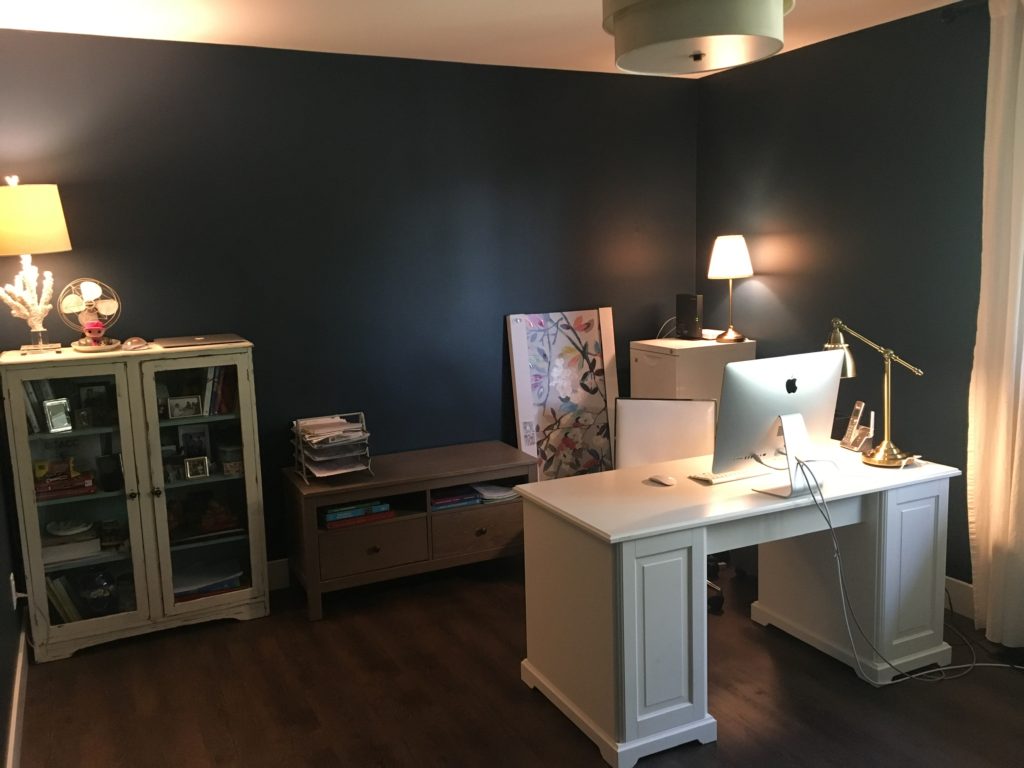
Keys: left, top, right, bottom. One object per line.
{"left": 127, "top": 491, "right": 138, "bottom": 500}
{"left": 475, "top": 527, "right": 488, "bottom": 537}
{"left": 152, "top": 488, "right": 163, "bottom": 497}
{"left": 367, "top": 545, "right": 381, "bottom": 555}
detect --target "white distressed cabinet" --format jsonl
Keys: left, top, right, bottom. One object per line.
{"left": 1, "top": 340, "right": 268, "bottom": 661}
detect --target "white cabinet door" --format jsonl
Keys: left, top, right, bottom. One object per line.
{"left": 5, "top": 362, "right": 152, "bottom": 657}
{"left": 619, "top": 528, "right": 708, "bottom": 741}
{"left": 138, "top": 352, "right": 266, "bottom": 617}
{"left": 876, "top": 479, "right": 949, "bottom": 662}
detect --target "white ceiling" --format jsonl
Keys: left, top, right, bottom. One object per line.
{"left": 0, "top": 1, "right": 953, "bottom": 76}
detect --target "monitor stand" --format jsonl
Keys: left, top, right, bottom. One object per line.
{"left": 753, "top": 413, "right": 816, "bottom": 498}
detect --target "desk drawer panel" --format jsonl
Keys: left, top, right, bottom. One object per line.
{"left": 432, "top": 502, "right": 522, "bottom": 558}
{"left": 319, "top": 517, "right": 428, "bottom": 580}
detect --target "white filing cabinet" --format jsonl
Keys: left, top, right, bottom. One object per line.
{"left": 629, "top": 336, "right": 756, "bottom": 402}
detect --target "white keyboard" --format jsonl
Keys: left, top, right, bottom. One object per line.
{"left": 688, "top": 466, "right": 774, "bottom": 485}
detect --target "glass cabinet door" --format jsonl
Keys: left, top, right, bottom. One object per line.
{"left": 16, "top": 367, "right": 148, "bottom": 631}
{"left": 143, "top": 358, "right": 256, "bottom": 611}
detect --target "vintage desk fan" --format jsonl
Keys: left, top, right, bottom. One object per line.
{"left": 58, "top": 278, "right": 122, "bottom": 352}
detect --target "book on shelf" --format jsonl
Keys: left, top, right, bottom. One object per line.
{"left": 41, "top": 531, "right": 102, "bottom": 565}
{"left": 46, "top": 575, "right": 82, "bottom": 622}
{"left": 22, "top": 385, "right": 41, "bottom": 433}
{"left": 322, "top": 509, "right": 396, "bottom": 529}
{"left": 202, "top": 366, "right": 216, "bottom": 415}
{"left": 35, "top": 471, "right": 95, "bottom": 493}
{"left": 319, "top": 501, "right": 390, "bottom": 522}
{"left": 431, "top": 485, "right": 483, "bottom": 510}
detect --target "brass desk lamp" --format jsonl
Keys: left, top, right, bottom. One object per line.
{"left": 825, "top": 318, "right": 923, "bottom": 468}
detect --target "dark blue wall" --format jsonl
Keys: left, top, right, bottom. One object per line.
{"left": 0, "top": 31, "right": 698, "bottom": 551}
{"left": 696, "top": 4, "right": 989, "bottom": 582}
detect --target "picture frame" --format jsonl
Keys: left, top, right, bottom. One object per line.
{"left": 78, "top": 383, "right": 109, "bottom": 410}
{"left": 177, "top": 424, "right": 210, "bottom": 458}
{"left": 184, "top": 456, "right": 210, "bottom": 479}
{"left": 42, "top": 398, "right": 73, "bottom": 433}
{"left": 506, "top": 307, "right": 619, "bottom": 481}
{"left": 167, "top": 395, "right": 202, "bottom": 419}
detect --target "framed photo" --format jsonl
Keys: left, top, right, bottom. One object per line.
{"left": 42, "top": 398, "right": 73, "bottom": 433}
{"left": 177, "top": 424, "right": 210, "bottom": 458}
{"left": 167, "top": 395, "right": 202, "bottom": 419}
{"left": 79, "top": 383, "right": 109, "bottom": 409}
{"left": 184, "top": 456, "right": 210, "bottom": 479}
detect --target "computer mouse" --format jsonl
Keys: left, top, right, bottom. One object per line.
{"left": 123, "top": 337, "right": 149, "bottom": 351}
{"left": 648, "top": 474, "right": 677, "bottom": 487}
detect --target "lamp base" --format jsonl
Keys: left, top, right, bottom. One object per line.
{"left": 715, "top": 326, "right": 746, "bottom": 343}
{"left": 861, "top": 440, "right": 915, "bottom": 468}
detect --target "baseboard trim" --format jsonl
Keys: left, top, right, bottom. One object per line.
{"left": 5, "top": 622, "right": 27, "bottom": 768}
{"left": 267, "top": 558, "right": 290, "bottom": 591}
{"left": 945, "top": 576, "right": 974, "bottom": 619}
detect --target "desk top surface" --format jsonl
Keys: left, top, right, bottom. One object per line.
{"left": 516, "top": 442, "right": 960, "bottom": 544}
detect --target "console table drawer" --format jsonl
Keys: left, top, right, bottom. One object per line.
{"left": 431, "top": 502, "right": 522, "bottom": 558}
{"left": 319, "top": 516, "right": 428, "bottom": 580}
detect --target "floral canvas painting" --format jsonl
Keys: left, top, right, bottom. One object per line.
{"left": 507, "top": 308, "right": 618, "bottom": 480}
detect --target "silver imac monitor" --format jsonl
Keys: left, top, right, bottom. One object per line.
{"left": 712, "top": 350, "right": 844, "bottom": 474}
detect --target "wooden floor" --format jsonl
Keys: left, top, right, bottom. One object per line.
{"left": 19, "top": 558, "right": 1024, "bottom": 768}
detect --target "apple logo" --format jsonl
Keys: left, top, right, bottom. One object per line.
{"left": 785, "top": 377, "right": 798, "bottom": 394}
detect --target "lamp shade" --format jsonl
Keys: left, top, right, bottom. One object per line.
{"left": 824, "top": 325, "right": 857, "bottom": 379}
{"left": 603, "top": 0, "right": 796, "bottom": 76}
{"left": 0, "top": 184, "right": 72, "bottom": 256}
{"left": 707, "top": 235, "right": 753, "bottom": 279}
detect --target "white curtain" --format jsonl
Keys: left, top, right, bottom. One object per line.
{"left": 967, "top": 0, "right": 1024, "bottom": 647}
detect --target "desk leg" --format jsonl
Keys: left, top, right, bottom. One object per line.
{"left": 522, "top": 503, "right": 716, "bottom": 768}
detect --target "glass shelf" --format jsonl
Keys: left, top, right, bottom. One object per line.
{"left": 36, "top": 489, "right": 125, "bottom": 508}
{"left": 29, "top": 425, "right": 119, "bottom": 443}
{"left": 165, "top": 473, "right": 245, "bottom": 491}
{"left": 43, "top": 549, "right": 130, "bottom": 574}
{"left": 158, "top": 413, "right": 239, "bottom": 429}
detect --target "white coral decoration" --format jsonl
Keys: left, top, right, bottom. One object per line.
{"left": 0, "top": 255, "right": 54, "bottom": 333}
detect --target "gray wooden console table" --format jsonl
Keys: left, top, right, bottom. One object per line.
{"left": 284, "top": 441, "right": 538, "bottom": 620}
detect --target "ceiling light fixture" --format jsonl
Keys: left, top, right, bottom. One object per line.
{"left": 603, "top": 0, "right": 796, "bottom": 76}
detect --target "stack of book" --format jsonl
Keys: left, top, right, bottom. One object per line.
{"left": 293, "top": 412, "right": 371, "bottom": 483}
{"left": 431, "top": 486, "right": 483, "bottom": 510}
{"left": 41, "top": 528, "right": 102, "bottom": 565}
{"left": 35, "top": 471, "right": 97, "bottom": 501}
{"left": 318, "top": 500, "right": 394, "bottom": 530}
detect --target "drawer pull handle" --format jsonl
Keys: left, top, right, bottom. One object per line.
{"left": 475, "top": 527, "right": 488, "bottom": 537}
{"left": 152, "top": 488, "right": 163, "bottom": 497}
{"left": 127, "top": 491, "right": 139, "bottom": 500}
{"left": 367, "top": 545, "right": 381, "bottom": 555}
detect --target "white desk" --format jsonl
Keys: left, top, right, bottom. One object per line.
{"left": 516, "top": 444, "right": 959, "bottom": 768}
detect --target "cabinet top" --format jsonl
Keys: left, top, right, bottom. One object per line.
{"left": 0, "top": 338, "right": 252, "bottom": 367}
{"left": 284, "top": 441, "right": 538, "bottom": 499}
{"left": 630, "top": 336, "right": 756, "bottom": 354}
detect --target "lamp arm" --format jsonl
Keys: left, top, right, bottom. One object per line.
{"left": 831, "top": 318, "right": 923, "bottom": 377}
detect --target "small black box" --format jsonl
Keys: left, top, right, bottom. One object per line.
{"left": 676, "top": 293, "right": 703, "bottom": 339}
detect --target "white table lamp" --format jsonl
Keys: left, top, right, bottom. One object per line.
{"left": 707, "top": 234, "right": 753, "bottom": 343}
{"left": 0, "top": 176, "right": 72, "bottom": 351}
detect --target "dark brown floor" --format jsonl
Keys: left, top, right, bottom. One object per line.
{"left": 19, "top": 559, "right": 1024, "bottom": 768}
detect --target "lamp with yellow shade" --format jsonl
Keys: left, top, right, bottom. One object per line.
{"left": 0, "top": 175, "right": 71, "bottom": 352}
{"left": 707, "top": 234, "right": 753, "bottom": 343}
